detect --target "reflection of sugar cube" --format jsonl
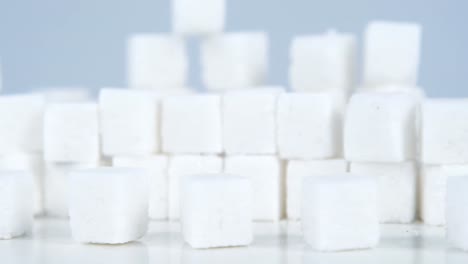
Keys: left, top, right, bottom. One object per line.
{"left": 201, "top": 33, "right": 268, "bottom": 90}
{"left": 100, "top": 89, "right": 159, "bottom": 156}
{"left": 0, "top": 94, "right": 45, "bottom": 154}
{"left": 168, "top": 155, "right": 223, "bottom": 220}
{"left": 44, "top": 103, "right": 100, "bottom": 163}
{"left": 421, "top": 99, "right": 468, "bottom": 164}
{"left": 69, "top": 168, "right": 149, "bottom": 244}
{"left": 224, "top": 155, "right": 282, "bottom": 221}
{"left": 286, "top": 159, "right": 347, "bottom": 220}
{"left": 302, "top": 174, "right": 379, "bottom": 251}
{"left": 363, "top": 21, "right": 422, "bottom": 87}
{"left": 289, "top": 30, "right": 356, "bottom": 93}
{"left": 350, "top": 162, "right": 417, "bottom": 223}
{"left": 162, "top": 95, "right": 223, "bottom": 154}
{"left": 344, "top": 92, "right": 418, "bottom": 162}
{"left": 172, "top": 0, "right": 225, "bottom": 35}
{"left": 182, "top": 174, "right": 253, "bottom": 248}
{"left": 113, "top": 155, "right": 169, "bottom": 220}
{"left": 127, "top": 34, "right": 188, "bottom": 89}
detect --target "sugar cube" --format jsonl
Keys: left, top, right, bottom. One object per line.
{"left": 44, "top": 103, "right": 99, "bottom": 162}
{"left": 99, "top": 89, "right": 159, "bottom": 156}
{"left": 223, "top": 89, "right": 282, "bottom": 154}
{"left": 302, "top": 174, "right": 379, "bottom": 251}
{"left": 350, "top": 162, "right": 417, "bottom": 223}
{"left": 181, "top": 174, "right": 253, "bottom": 248}
{"left": 0, "top": 154, "right": 44, "bottom": 215}
{"left": 172, "top": 0, "right": 225, "bottom": 35}
{"left": 44, "top": 162, "right": 98, "bottom": 218}
{"left": 363, "top": 21, "right": 422, "bottom": 87}
{"left": 0, "top": 171, "right": 33, "bottom": 239}
{"left": 201, "top": 33, "right": 268, "bottom": 90}
{"left": 168, "top": 155, "right": 223, "bottom": 220}
{"left": 113, "top": 155, "right": 169, "bottom": 220}
{"left": 224, "top": 155, "right": 282, "bottom": 221}
{"left": 162, "top": 95, "right": 222, "bottom": 154}
{"left": 421, "top": 99, "right": 468, "bottom": 164}
{"left": 68, "top": 168, "right": 149, "bottom": 244}
{"left": 447, "top": 176, "right": 468, "bottom": 251}
{"left": 0, "top": 94, "right": 45, "bottom": 154}
{"left": 127, "top": 34, "right": 188, "bottom": 89}
{"left": 289, "top": 30, "right": 356, "bottom": 93}
{"left": 344, "top": 92, "right": 419, "bottom": 162}
{"left": 40, "top": 87, "right": 92, "bottom": 102}
{"left": 421, "top": 165, "right": 468, "bottom": 226}
{"left": 286, "top": 160, "right": 348, "bottom": 220}
{"left": 278, "top": 93, "right": 341, "bottom": 159}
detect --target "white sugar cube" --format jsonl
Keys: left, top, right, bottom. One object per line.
{"left": 201, "top": 33, "right": 268, "bottom": 90}
{"left": 0, "top": 154, "right": 44, "bottom": 216}
{"left": 44, "top": 103, "right": 99, "bottom": 163}
{"left": 224, "top": 155, "right": 282, "bottom": 221}
{"left": 344, "top": 92, "right": 419, "bottom": 162}
{"left": 127, "top": 34, "right": 188, "bottom": 89}
{"left": 363, "top": 21, "right": 422, "bottom": 87}
{"left": 162, "top": 95, "right": 222, "bottom": 154}
{"left": 99, "top": 89, "right": 159, "bottom": 156}
{"left": 421, "top": 165, "right": 468, "bottom": 226}
{"left": 302, "top": 174, "right": 379, "bottom": 251}
{"left": 421, "top": 99, "right": 468, "bottom": 164}
{"left": 113, "top": 155, "right": 169, "bottom": 220}
{"left": 0, "top": 94, "right": 45, "bottom": 154}
{"left": 172, "top": 0, "right": 225, "bottom": 35}
{"left": 278, "top": 93, "right": 341, "bottom": 159}
{"left": 286, "top": 160, "right": 348, "bottom": 220}
{"left": 168, "top": 155, "right": 223, "bottom": 220}
{"left": 182, "top": 174, "right": 253, "bottom": 248}
{"left": 0, "top": 171, "right": 33, "bottom": 239}
{"left": 289, "top": 30, "right": 356, "bottom": 93}
{"left": 68, "top": 168, "right": 149, "bottom": 244}
{"left": 40, "top": 87, "right": 92, "bottom": 102}
{"left": 223, "top": 89, "right": 283, "bottom": 154}
{"left": 350, "top": 162, "right": 417, "bottom": 223}
{"left": 44, "top": 162, "right": 98, "bottom": 218}
{"left": 447, "top": 176, "right": 468, "bottom": 251}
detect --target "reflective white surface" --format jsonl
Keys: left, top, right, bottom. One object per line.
{"left": 1, "top": 218, "right": 467, "bottom": 264}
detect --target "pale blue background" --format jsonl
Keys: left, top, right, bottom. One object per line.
{"left": 0, "top": 0, "right": 466, "bottom": 97}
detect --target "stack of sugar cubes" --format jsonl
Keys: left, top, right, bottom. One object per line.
{"left": 345, "top": 21, "right": 423, "bottom": 225}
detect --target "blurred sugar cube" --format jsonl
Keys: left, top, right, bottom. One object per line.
{"left": 289, "top": 30, "right": 356, "bottom": 93}
{"left": 302, "top": 174, "right": 379, "bottom": 251}
{"left": 421, "top": 99, "right": 468, "bottom": 164}
{"left": 223, "top": 89, "right": 283, "bottom": 155}
{"left": 68, "top": 168, "right": 149, "bottom": 244}
{"left": 162, "top": 95, "right": 222, "bottom": 154}
{"left": 181, "top": 174, "right": 253, "bottom": 249}
{"left": 99, "top": 89, "right": 160, "bottom": 156}
{"left": 0, "top": 171, "right": 33, "bottom": 239}
{"left": 168, "top": 155, "right": 223, "bottom": 220}
{"left": 39, "top": 87, "right": 92, "bottom": 103}
{"left": 113, "top": 155, "right": 169, "bottom": 220}
{"left": 286, "top": 159, "right": 348, "bottom": 220}
{"left": 0, "top": 94, "right": 45, "bottom": 154}
{"left": 201, "top": 32, "right": 268, "bottom": 90}
{"left": 172, "top": 0, "right": 225, "bottom": 35}
{"left": 363, "top": 21, "right": 422, "bottom": 87}
{"left": 421, "top": 165, "right": 468, "bottom": 226}
{"left": 44, "top": 103, "right": 100, "bottom": 163}
{"left": 224, "top": 155, "right": 282, "bottom": 221}
{"left": 344, "top": 92, "right": 419, "bottom": 162}
{"left": 447, "top": 176, "right": 468, "bottom": 251}
{"left": 127, "top": 34, "right": 188, "bottom": 89}
{"left": 350, "top": 162, "right": 417, "bottom": 223}
{"left": 278, "top": 93, "right": 341, "bottom": 159}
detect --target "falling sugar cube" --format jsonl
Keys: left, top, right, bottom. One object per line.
{"left": 302, "top": 174, "right": 379, "bottom": 251}
{"left": 181, "top": 174, "right": 253, "bottom": 248}
{"left": 172, "top": 0, "right": 225, "bottom": 35}
{"left": 68, "top": 168, "right": 149, "bottom": 244}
